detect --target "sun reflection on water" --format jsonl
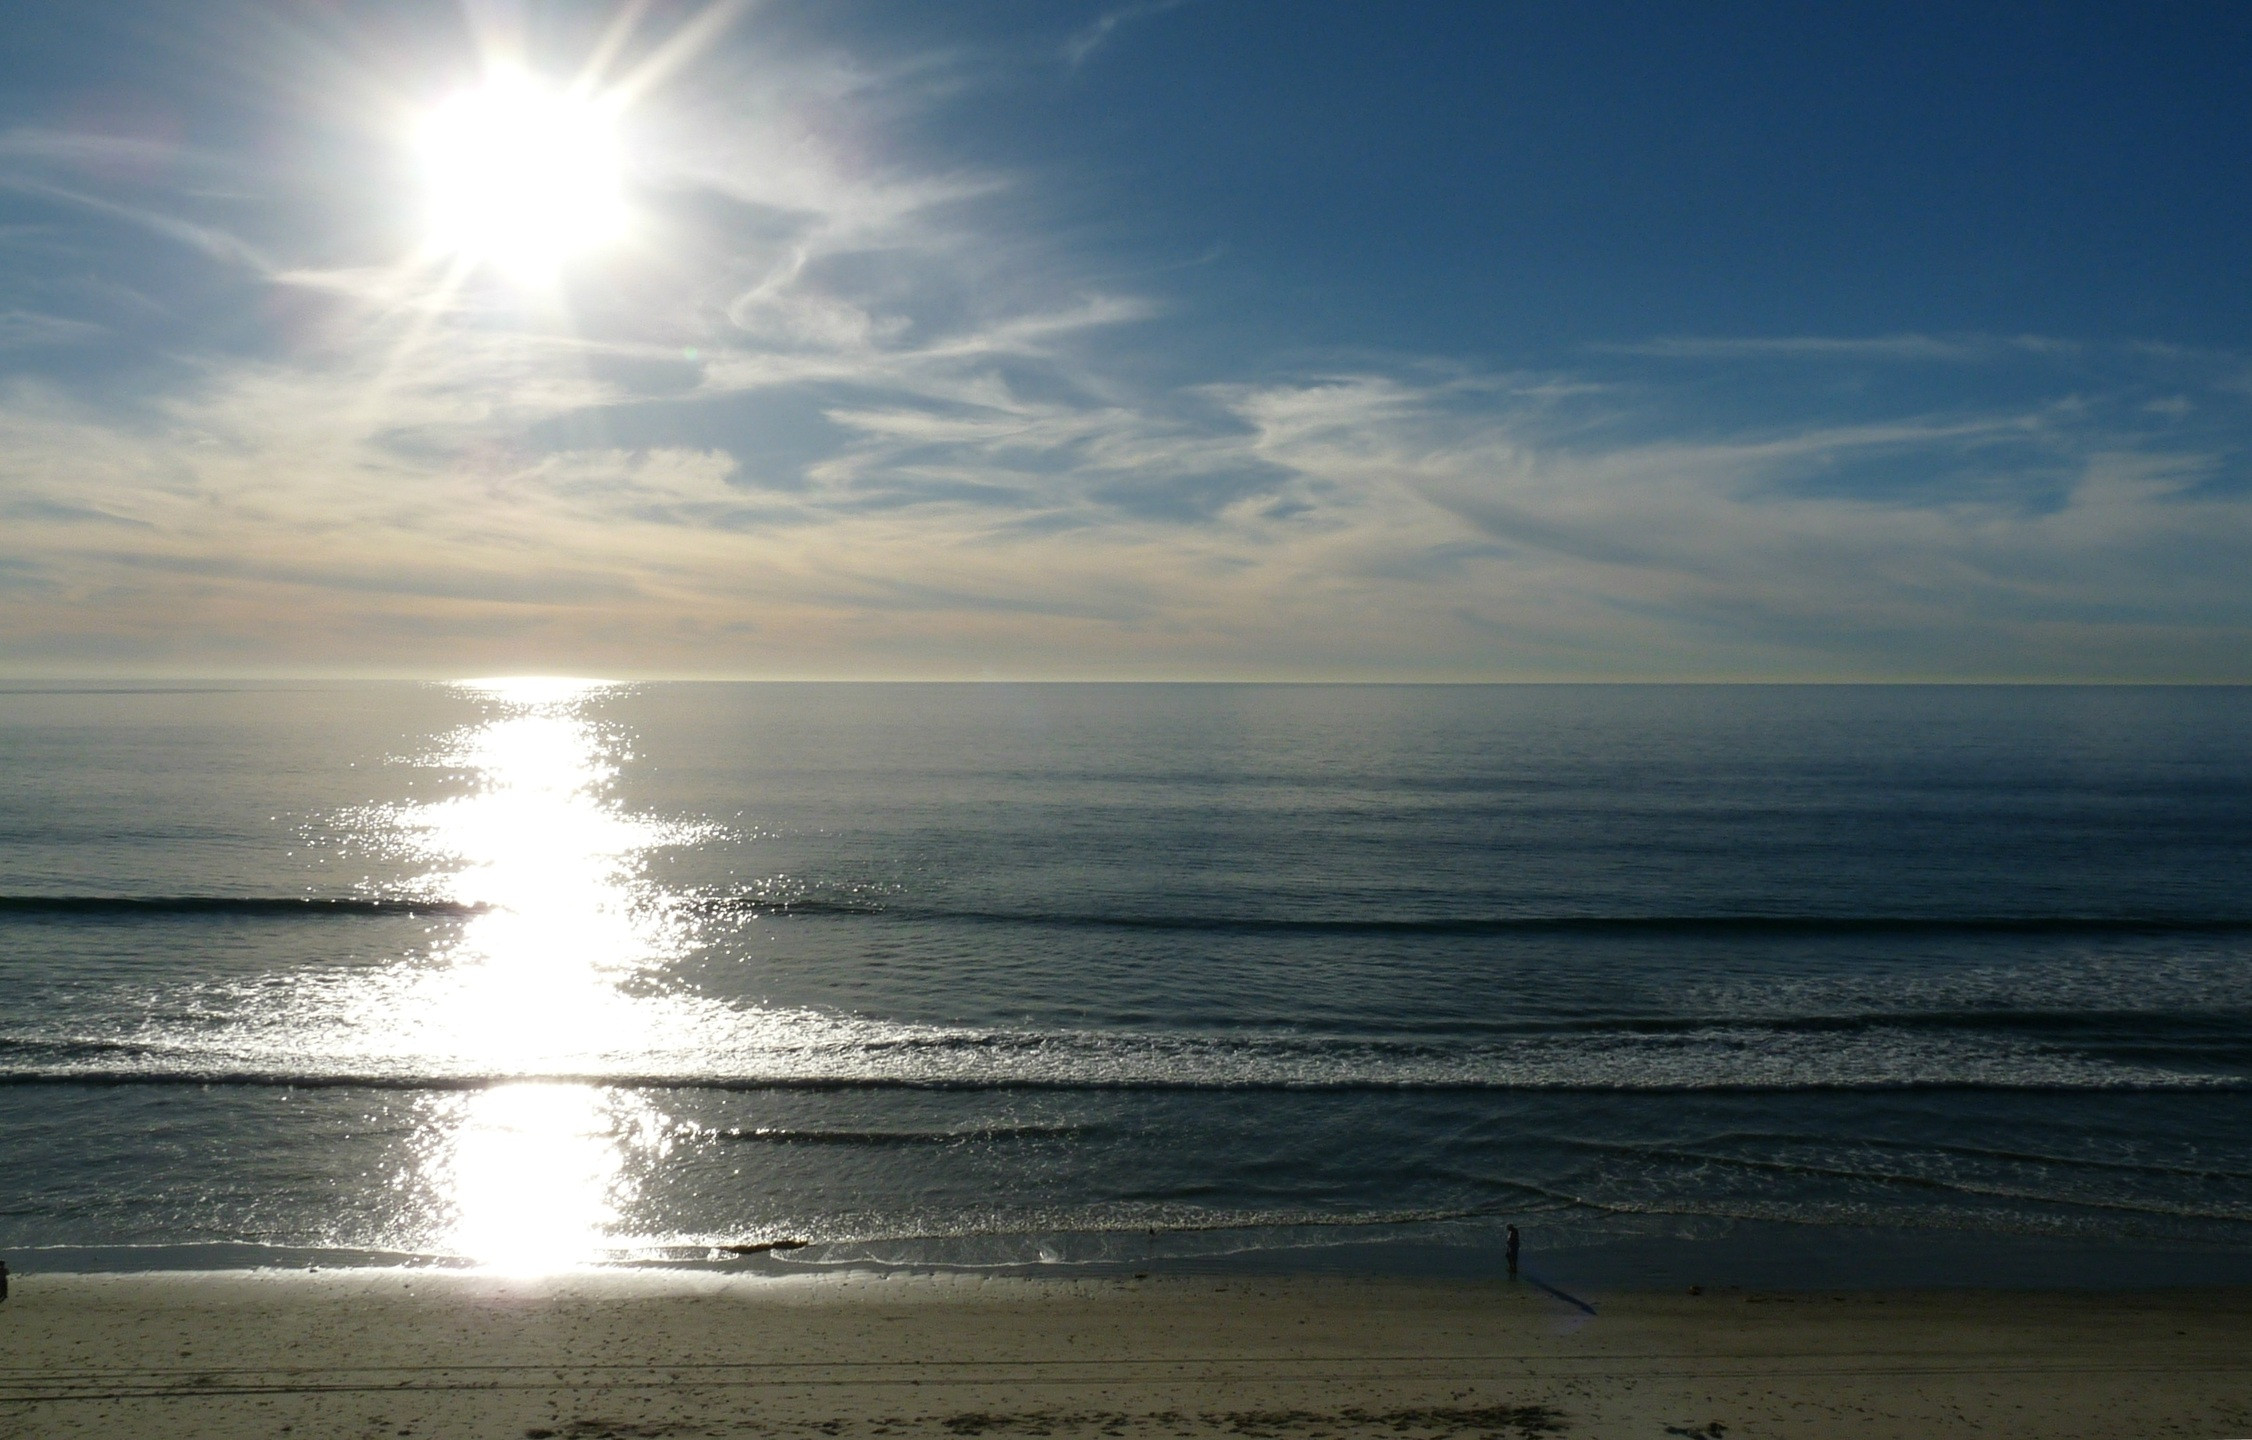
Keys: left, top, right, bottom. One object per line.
{"left": 395, "top": 678, "right": 681, "bottom": 1267}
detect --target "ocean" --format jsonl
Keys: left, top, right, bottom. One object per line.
{"left": 3, "top": 681, "right": 2249, "bottom": 1287}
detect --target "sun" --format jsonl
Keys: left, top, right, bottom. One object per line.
{"left": 416, "top": 69, "right": 628, "bottom": 284}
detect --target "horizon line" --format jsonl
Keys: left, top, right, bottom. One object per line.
{"left": 2, "top": 674, "right": 2249, "bottom": 688}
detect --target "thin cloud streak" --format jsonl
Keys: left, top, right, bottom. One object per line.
{"left": 1595, "top": 334, "right": 2081, "bottom": 363}
{"left": 1063, "top": 0, "right": 1193, "bottom": 69}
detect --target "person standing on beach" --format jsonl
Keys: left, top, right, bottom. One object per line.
{"left": 1505, "top": 1225, "right": 1520, "bottom": 1277}
{"left": 0, "top": 1257, "right": 9, "bottom": 1303}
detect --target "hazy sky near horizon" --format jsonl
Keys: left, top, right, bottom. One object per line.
{"left": 2, "top": 1, "right": 2249, "bottom": 679}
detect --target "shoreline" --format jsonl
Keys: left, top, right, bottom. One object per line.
{"left": 2, "top": 1270, "right": 2247, "bottom": 1439}
{"left": 14, "top": 1214, "right": 2252, "bottom": 1293}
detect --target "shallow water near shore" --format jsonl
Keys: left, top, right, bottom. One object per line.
{"left": 4, "top": 681, "right": 2250, "bottom": 1285}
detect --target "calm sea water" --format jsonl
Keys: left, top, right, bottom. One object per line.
{"left": 3, "top": 681, "right": 2249, "bottom": 1286}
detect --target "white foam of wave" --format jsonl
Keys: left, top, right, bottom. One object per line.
{"left": 6, "top": 960, "right": 2243, "bottom": 1090}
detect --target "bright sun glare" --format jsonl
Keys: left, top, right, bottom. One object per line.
{"left": 417, "top": 69, "right": 627, "bottom": 283}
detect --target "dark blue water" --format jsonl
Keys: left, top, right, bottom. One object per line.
{"left": 3, "top": 681, "right": 2249, "bottom": 1284}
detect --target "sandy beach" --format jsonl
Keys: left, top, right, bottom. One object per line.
{"left": 1, "top": 1270, "right": 2246, "bottom": 1440}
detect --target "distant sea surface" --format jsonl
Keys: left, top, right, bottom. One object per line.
{"left": 4, "top": 682, "right": 2249, "bottom": 1286}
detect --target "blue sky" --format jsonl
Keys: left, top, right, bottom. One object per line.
{"left": 1, "top": 1, "right": 2248, "bottom": 678}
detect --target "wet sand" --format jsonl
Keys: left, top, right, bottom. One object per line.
{"left": 1, "top": 1270, "right": 2247, "bottom": 1439}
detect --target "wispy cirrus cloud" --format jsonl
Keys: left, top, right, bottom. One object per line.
{"left": 5, "top": 315, "right": 2250, "bottom": 676}
{"left": 0, "top": 126, "right": 272, "bottom": 272}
